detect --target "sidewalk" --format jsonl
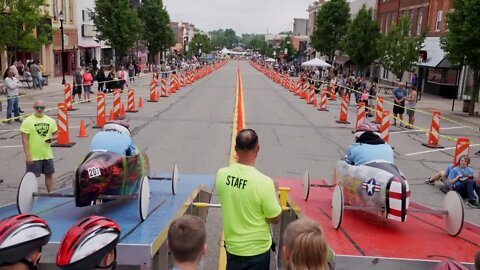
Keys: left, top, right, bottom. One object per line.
{"left": 378, "top": 91, "right": 480, "bottom": 129}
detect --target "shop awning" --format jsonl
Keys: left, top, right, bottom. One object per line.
{"left": 334, "top": 55, "right": 351, "bottom": 65}
{"left": 417, "top": 37, "right": 450, "bottom": 68}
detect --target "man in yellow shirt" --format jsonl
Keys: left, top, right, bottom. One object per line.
{"left": 20, "top": 100, "right": 58, "bottom": 192}
{"left": 216, "top": 129, "right": 281, "bottom": 270}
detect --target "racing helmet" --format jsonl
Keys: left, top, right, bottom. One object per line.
{"left": 57, "top": 216, "right": 121, "bottom": 270}
{"left": 0, "top": 214, "right": 51, "bottom": 266}
{"left": 353, "top": 123, "right": 380, "bottom": 138}
{"left": 103, "top": 120, "right": 131, "bottom": 137}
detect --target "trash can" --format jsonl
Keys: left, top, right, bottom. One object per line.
{"left": 463, "top": 100, "right": 471, "bottom": 113}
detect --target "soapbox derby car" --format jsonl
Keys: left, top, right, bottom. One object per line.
{"left": 304, "top": 160, "right": 464, "bottom": 236}
{"left": 17, "top": 150, "right": 179, "bottom": 221}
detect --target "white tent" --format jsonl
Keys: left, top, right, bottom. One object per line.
{"left": 265, "top": 58, "right": 276, "bottom": 63}
{"left": 301, "top": 58, "right": 331, "bottom": 68}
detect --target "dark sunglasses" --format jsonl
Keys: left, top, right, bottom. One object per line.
{"left": 34, "top": 106, "right": 46, "bottom": 110}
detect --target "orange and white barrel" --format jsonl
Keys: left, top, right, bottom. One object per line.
{"left": 373, "top": 96, "right": 384, "bottom": 124}
{"left": 161, "top": 78, "right": 168, "bottom": 97}
{"left": 94, "top": 93, "right": 106, "bottom": 128}
{"left": 422, "top": 111, "right": 443, "bottom": 148}
{"left": 149, "top": 79, "right": 158, "bottom": 102}
{"left": 356, "top": 102, "right": 366, "bottom": 129}
{"left": 127, "top": 89, "right": 138, "bottom": 112}
{"left": 113, "top": 90, "right": 123, "bottom": 119}
{"left": 336, "top": 96, "right": 350, "bottom": 124}
{"left": 64, "top": 83, "right": 75, "bottom": 111}
{"left": 52, "top": 102, "right": 75, "bottom": 147}
{"left": 453, "top": 138, "right": 470, "bottom": 166}
{"left": 380, "top": 110, "right": 391, "bottom": 143}
{"left": 318, "top": 90, "right": 329, "bottom": 111}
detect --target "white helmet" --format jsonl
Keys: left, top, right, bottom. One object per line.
{"left": 103, "top": 120, "right": 131, "bottom": 137}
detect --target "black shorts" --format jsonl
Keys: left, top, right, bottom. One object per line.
{"left": 393, "top": 102, "right": 405, "bottom": 115}
{"left": 406, "top": 108, "right": 415, "bottom": 117}
{"left": 73, "top": 85, "right": 82, "bottom": 95}
{"left": 26, "top": 159, "right": 55, "bottom": 177}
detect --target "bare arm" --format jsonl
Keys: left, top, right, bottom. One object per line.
{"left": 21, "top": 133, "right": 32, "bottom": 164}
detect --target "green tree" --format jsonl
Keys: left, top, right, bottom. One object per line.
{"left": 209, "top": 28, "right": 238, "bottom": 49}
{"left": 93, "top": 0, "right": 142, "bottom": 66}
{"left": 0, "top": 0, "right": 52, "bottom": 65}
{"left": 138, "top": 0, "right": 175, "bottom": 64}
{"left": 279, "top": 36, "right": 296, "bottom": 61}
{"left": 188, "top": 34, "right": 212, "bottom": 57}
{"left": 311, "top": 0, "right": 350, "bottom": 63}
{"left": 442, "top": 0, "right": 480, "bottom": 115}
{"left": 378, "top": 16, "right": 425, "bottom": 81}
{"left": 343, "top": 5, "right": 380, "bottom": 74}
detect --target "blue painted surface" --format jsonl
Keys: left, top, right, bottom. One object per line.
{"left": 0, "top": 174, "right": 215, "bottom": 245}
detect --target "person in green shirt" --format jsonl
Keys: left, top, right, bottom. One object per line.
{"left": 216, "top": 129, "right": 282, "bottom": 270}
{"left": 20, "top": 100, "right": 58, "bottom": 192}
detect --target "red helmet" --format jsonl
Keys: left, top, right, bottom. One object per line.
{"left": 354, "top": 123, "right": 380, "bottom": 137}
{"left": 56, "top": 216, "right": 121, "bottom": 270}
{"left": 0, "top": 214, "right": 51, "bottom": 265}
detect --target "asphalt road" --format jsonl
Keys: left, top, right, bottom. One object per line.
{"left": 0, "top": 61, "right": 479, "bottom": 269}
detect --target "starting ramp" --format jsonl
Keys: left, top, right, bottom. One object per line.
{"left": 275, "top": 178, "right": 480, "bottom": 270}
{"left": 0, "top": 173, "right": 215, "bottom": 270}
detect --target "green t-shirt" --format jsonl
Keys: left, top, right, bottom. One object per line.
{"left": 216, "top": 163, "right": 281, "bottom": 256}
{"left": 20, "top": 115, "right": 58, "bottom": 161}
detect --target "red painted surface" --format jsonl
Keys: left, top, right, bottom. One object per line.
{"left": 276, "top": 178, "right": 480, "bottom": 263}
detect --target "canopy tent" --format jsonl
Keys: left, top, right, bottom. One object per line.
{"left": 265, "top": 58, "right": 276, "bottom": 63}
{"left": 301, "top": 58, "right": 331, "bottom": 68}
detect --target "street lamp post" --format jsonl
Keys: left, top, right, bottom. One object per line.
{"left": 58, "top": 11, "right": 66, "bottom": 85}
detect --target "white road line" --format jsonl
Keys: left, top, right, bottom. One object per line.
{"left": 390, "top": 126, "right": 468, "bottom": 135}
{"left": 404, "top": 143, "right": 480, "bottom": 156}
{"left": 0, "top": 145, "right": 22, "bottom": 149}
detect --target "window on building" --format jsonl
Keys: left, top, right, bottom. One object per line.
{"left": 409, "top": 9, "right": 416, "bottom": 36}
{"left": 82, "top": 10, "right": 93, "bottom": 22}
{"left": 417, "top": 8, "right": 423, "bottom": 34}
{"left": 382, "top": 67, "right": 389, "bottom": 79}
{"left": 436, "top": 10, "right": 443, "bottom": 31}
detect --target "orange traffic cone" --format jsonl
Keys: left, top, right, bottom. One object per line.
{"left": 77, "top": 120, "right": 88, "bottom": 137}
{"left": 109, "top": 109, "right": 115, "bottom": 121}
{"left": 139, "top": 97, "right": 144, "bottom": 108}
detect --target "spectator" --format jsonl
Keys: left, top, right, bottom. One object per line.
{"left": 446, "top": 155, "right": 480, "bottom": 208}
{"left": 0, "top": 214, "right": 51, "bottom": 269}
{"left": 57, "top": 216, "right": 121, "bottom": 270}
{"left": 106, "top": 68, "right": 115, "bottom": 93}
{"left": 426, "top": 164, "right": 454, "bottom": 187}
{"left": 411, "top": 73, "right": 418, "bottom": 87}
{"left": 216, "top": 129, "right": 282, "bottom": 270}
{"left": 405, "top": 85, "right": 417, "bottom": 129}
{"left": 29, "top": 61, "right": 42, "bottom": 90}
{"left": 20, "top": 100, "right": 58, "bottom": 192}
{"left": 72, "top": 66, "right": 83, "bottom": 102}
{"left": 83, "top": 68, "right": 94, "bottom": 102}
{"left": 96, "top": 67, "right": 106, "bottom": 93}
{"left": 92, "top": 57, "right": 98, "bottom": 71}
{"left": 283, "top": 218, "right": 329, "bottom": 270}
{"left": 346, "top": 123, "right": 394, "bottom": 166}
{"left": 167, "top": 215, "right": 207, "bottom": 270}
{"left": 392, "top": 82, "right": 408, "bottom": 126}
{"left": 4, "top": 68, "right": 22, "bottom": 123}
{"left": 119, "top": 66, "right": 127, "bottom": 90}
{"left": 128, "top": 63, "right": 135, "bottom": 84}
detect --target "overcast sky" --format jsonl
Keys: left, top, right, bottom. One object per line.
{"left": 163, "top": 0, "right": 316, "bottom": 35}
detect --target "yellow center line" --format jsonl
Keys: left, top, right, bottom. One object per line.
{"left": 219, "top": 63, "right": 245, "bottom": 270}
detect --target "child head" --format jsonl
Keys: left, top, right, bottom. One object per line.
{"left": 283, "top": 218, "right": 328, "bottom": 270}
{"left": 168, "top": 215, "right": 207, "bottom": 265}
